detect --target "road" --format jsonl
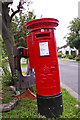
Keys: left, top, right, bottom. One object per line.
{"left": 58, "top": 59, "right": 80, "bottom": 97}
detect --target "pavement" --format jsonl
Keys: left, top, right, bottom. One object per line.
{"left": 59, "top": 58, "right": 80, "bottom": 102}
{"left": 61, "top": 82, "right": 80, "bottom": 102}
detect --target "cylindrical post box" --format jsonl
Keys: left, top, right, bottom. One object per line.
{"left": 26, "top": 18, "right": 63, "bottom": 118}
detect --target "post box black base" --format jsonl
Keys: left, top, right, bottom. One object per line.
{"left": 37, "top": 92, "right": 63, "bottom": 118}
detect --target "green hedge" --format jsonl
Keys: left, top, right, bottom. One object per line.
{"left": 57, "top": 53, "right": 63, "bottom": 57}
{"left": 68, "top": 55, "right": 73, "bottom": 59}
{"left": 75, "top": 57, "right": 80, "bottom": 61}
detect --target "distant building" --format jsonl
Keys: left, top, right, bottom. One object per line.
{"left": 58, "top": 45, "right": 78, "bottom": 56}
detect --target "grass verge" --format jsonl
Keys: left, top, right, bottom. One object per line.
{"left": 1, "top": 85, "right": 80, "bottom": 119}
{"left": 69, "top": 60, "right": 80, "bottom": 63}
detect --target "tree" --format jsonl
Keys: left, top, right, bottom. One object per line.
{"left": 57, "top": 46, "right": 60, "bottom": 52}
{"left": 2, "top": 2, "right": 15, "bottom": 81}
{"left": 2, "top": 0, "right": 33, "bottom": 84}
{"left": 64, "top": 18, "right": 80, "bottom": 59}
{"left": 12, "top": 11, "right": 36, "bottom": 48}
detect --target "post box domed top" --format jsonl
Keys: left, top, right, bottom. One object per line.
{"left": 26, "top": 18, "right": 59, "bottom": 31}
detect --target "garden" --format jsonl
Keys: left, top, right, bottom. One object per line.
{"left": 0, "top": 58, "right": 80, "bottom": 119}
{"left": 1, "top": 82, "right": 80, "bottom": 119}
{"left": 1, "top": 1, "right": 80, "bottom": 119}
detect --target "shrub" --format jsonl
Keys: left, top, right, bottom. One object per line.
{"left": 63, "top": 55, "right": 67, "bottom": 58}
{"left": 2, "top": 63, "right": 10, "bottom": 75}
{"left": 68, "top": 55, "right": 73, "bottom": 59}
{"left": 73, "top": 57, "right": 75, "bottom": 60}
{"left": 2, "top": 62, "right": 12, "bottom": 85}
{"left": 2, "top": 58, "right": 6, "bottom": 63}
{"left": 66, "top": 54, "right": 69, "bottom": 58}
{"left": 76, "top": 54, "right": 78, "bottom": 57}
{"left": 2, "top": 72, "right": 12, "bottom": 86}
{"left": 73, "top": 54, "right": 76, "bottom": 58}
{"left": 57, "top": 53, "right": 63, "bottom": 58}
{"left": 75, "top": 57, "right": 80, "bottom": 61}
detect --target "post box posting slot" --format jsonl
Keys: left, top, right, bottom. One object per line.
{"left": 36, "top": 32, "right": 51, "bottom": 40}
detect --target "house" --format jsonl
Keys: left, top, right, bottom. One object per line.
{"left": 58, "top": 45, "right": 78, "bottom": 56}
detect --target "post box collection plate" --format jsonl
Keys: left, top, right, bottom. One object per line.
{"left": 39, "top": 42, "right": 49, "bottom": 56}
{"left": 26, "top": 18, "right": 63, "bottom": 118}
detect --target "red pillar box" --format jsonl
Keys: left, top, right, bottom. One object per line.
{"left": 26, "top": 18, "right": 63, "bottom": 118}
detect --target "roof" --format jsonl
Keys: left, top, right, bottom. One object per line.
{"left": 59, "top": 44, "right": 68, "bottom": 49}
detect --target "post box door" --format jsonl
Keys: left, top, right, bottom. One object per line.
{"left": 32, "top": 29, "right": 61, "bottom": 95}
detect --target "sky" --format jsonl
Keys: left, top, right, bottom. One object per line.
{"left": 11, "top": 0, "right": 80, "bottom": 47}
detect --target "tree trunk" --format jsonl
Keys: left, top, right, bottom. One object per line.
{"left": 2, "top": 20, "right": 15, "bottom": 75}
{"left": 2, "top": 2, "right": 16, "bottom": 84}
